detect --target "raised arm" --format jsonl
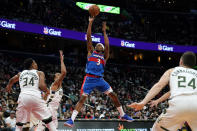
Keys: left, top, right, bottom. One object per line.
{"left": 38, "top": 71, "right": 49, "bottom": 97}
{"left": 87, "top": 17, "right": 95, "bottom": 57}
{"left": 6, "top": 73, "right": 20, "bottom": 93}
{"left": 150, "top": 91, "right": 170, "bottom": 108}
{"left": 51, "top": 50, "right": 67, "bottom": 91}
{"left": 128, "top": 68, "right": 173, "bottom": 111}
{"left": 102, "top": 22, "right": 109, "bottom": 61}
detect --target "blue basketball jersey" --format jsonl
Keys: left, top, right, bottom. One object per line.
{"left": 85, "top": 51, "right": 105, "bottom": 77}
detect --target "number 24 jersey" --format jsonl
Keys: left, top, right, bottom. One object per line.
{"left": 170, "top": 66, "right": 197, "bottom": 98}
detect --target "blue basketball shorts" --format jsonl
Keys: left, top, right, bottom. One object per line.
{"left": 80, "top": 76, "right": 113, "bottom": 95}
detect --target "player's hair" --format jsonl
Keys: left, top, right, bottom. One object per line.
{"left": 181, "top": 51, "right": 196, "bottom": 68}
{"left": 23, "top": 58, "right": 34, "bottom": 69}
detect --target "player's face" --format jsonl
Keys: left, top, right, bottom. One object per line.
{"left": 95, "top": 44, "right": 104, "bottom": 53}
{"left": 54, "top": 73, "right": 61, "bottom": 81}
{"left": 32, "top": 60, "right": 38, "bottom": 70}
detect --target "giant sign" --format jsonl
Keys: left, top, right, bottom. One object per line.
{"left": 0, "top": 18, "right": 197, "bottom": 53}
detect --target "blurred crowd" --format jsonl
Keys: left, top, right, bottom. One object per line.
{"left": 0, "top": 0, "right": 197, "bottom": 45}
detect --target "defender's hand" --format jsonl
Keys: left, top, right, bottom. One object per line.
{"left": 59, "top": 50, "right": 64, "bottom": 61}
{"left": 43, "top": 89, "right": 50, "bottom": 101}
{"left": 89, "top": 17, "right": 95, "bottom": 23}
{"left": 149, "top": 100, "right": 159, "bottom": 108}
{"left": 6, "top": 85, "right": 11, "bottom": 93}
{"left": 127, "top": 102, "right": 145, "bottom": 111}
{"left": 102, "top": 22, "right": 106, "bottom": 32}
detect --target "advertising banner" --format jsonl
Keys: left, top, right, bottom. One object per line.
{"left": 57, "top": 120, "right": 154, "bottom": 131}
{"left": 1, "top": 18, "right": 197, "bottom": 53}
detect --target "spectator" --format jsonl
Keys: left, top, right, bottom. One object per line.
{"left": 0, "top": 111, "right": 12, "bottom": 131}
{"left": 85, "top": 112, "right": 93, "bottom": 119}
{"left": 5, "top": 111, "right": 16, "bottom": 131}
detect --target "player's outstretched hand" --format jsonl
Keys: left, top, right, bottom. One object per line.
{"left": 127, "top": 102, "right": 145, "bottom": 111}
{"left": 89, "top": 16, "right": 95, "bottom": 23}
{"left": 59, "top": 50, "right": 64, "bottom": 61}
{"left": 102, "top": 21, "right": 106, "bottom": 32}
{"left": 149, "top": 100, "right": 159, "bottom": 108}
{"left": 6, "top": 85, "right": 11, "bottom": 93}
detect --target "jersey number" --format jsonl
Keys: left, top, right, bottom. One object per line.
{"left": 178, "top": 76, "right": 196, "bottom": 89}
{"left": 97, "top": 59, "right": 101, "bottom": 65}
{"left": 23, "top": 77, "right": 35, "bottom": 87}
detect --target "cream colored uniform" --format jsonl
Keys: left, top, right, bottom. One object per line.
{"left": 48, "top": 85, "right": 63, "bottom": 128}
{"left": 153, "top": 67, "right": 197, "bottom": 131}
{"left": 30, "top": 85, "right": 63, "bottom": 130}
{"left": 17, "top": 70, "right": 52, "bottom": 125}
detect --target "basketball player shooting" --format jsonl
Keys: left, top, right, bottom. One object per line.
{"left": 64, "top": 17, "right": 134, "bottom": 127}
{"left": 6, "top": 58, "right": 57, "bottom": 131}
{"left": 128, "top": 51, "right": 197, "bottom": 131}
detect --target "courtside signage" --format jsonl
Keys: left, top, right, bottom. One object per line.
{"left": 0, "top": 18, "right": 197, "bottom": 53}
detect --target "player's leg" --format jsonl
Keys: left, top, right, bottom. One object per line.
{"left": 152, "top": 113, "right": 183, "bottom": 131}
{"left": 64, "top": 94, "right": 88, "bottom": 127}
{"left": 36, "top": 121, "right": 46, "bottom": 131}
{"left": 152, "top": 96, "right": 188, "bottom": 131}
{"left": 31, "top": 96, "right": 57, "bottom": 131}
{"left": 48, "top": 104, "right": 59, "bottom": 129}
{"left": 22, "top": 122, "right": 30, "bottom": 131}
{"left": 184, "top": 95, "right": 197, "bottom": 131}
{"left": 96, "top": 78, "right": 134, "bottom": 121}
{"left": 15, "top": 95, "right": 30, "bottom": 131}
{"left": 187, "top": 121, "right": 197, "bottom": 131}
{"left": 64, "top": 76, "right": 95, "bottom": 127}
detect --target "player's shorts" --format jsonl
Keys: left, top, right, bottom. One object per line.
{"left": 152, "top": 94, "right": 197, "bottom": 131}
{"left": 80, "top": 74, "right": 113, "bottom": 95}
{"left": 16, "top": 93, "right": 52, "bottom": 124}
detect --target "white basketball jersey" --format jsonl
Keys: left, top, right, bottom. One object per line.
{"left": 49, "top": 85, "right": 63, "bottom": 110}
{"left": 170, "top": 66, "right": 197, "bottom": 98}
{"left": 19, "top": 70, "right": 41, "bottom": 98}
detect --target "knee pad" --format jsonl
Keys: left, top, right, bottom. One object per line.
{"left": 16, "top": 122, "right": 24, "bottom": 126}
{"left": 22, "top": 127, "right": 30, "bottom": 131}
{"left": 42, "top": 116, "right": 52, "bottom": 124}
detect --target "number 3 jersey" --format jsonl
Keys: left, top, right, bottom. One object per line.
{"left": 19, "top": 69, "right": 41, "bottom": 98}
{"left": 170, "top": 66, "right": 197, "bottom": 98}
{"left": 85, "top": 51, "right": 106, "bottom": 77}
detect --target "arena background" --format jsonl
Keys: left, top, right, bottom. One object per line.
{"left": 0, "top": 0, "right": 197, "bottom": 131}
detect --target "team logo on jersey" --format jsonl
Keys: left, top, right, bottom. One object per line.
{"left": 158, "top": 44, "right": 174, "bottom": 52}
{"left": 43, "top": 27, "right": 62, "bottom": 36}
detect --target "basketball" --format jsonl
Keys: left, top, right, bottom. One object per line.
{"left": 89, "top": 5, "right": 100, "bottom": 17}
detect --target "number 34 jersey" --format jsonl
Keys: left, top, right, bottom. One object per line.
{"left": 85, "top": 51, "right": 106, "bottom": 77}
{"left": 170, "top": 66, "right": 197, "bottom": 98}
{"left": 19, "top": 69, "right": 41, "bottom": 98}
